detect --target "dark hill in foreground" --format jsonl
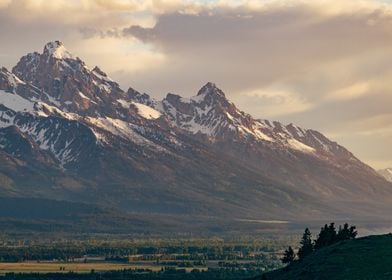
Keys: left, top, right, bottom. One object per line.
{"left": 259, "top": 234, "right": 392, "bottom": 280}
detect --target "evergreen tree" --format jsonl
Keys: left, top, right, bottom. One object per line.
{"left": 297, "top": 228, "right": 313, "bottom": 260}
{"left": 349, "top": 225, "right": 358, "bottom": 239}
{"left": 281, "top": 246, "right": 295, "bottom": 264}
{"left": 314, "top": 223, "right": 337, "bottom": 249}
{"left": 337, "top": 223, "right": 357, "bottom": 241}
{"left": 328, "top": 222, "right": 337, "bottom": 241}
{"left": 314, "top": 224, "right": 328, "bottom": 249}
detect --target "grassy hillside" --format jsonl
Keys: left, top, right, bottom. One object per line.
{"left": 260, "top": 234, "right": 392, "bottom": 280}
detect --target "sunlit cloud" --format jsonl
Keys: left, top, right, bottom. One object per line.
{"left": 324, "top": 82, "right": 371, "bottom": 102}
{"left": 0, "top": 0, "right": 11, "bottom": 9}
{"left": 72, "top": 36, "right": 167, "bottom": 74}
{"left": 237, "top": 88, "right": 314, "bottom": 118}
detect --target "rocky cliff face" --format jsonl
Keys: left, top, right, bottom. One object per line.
{"left": 0, "top": 41, "right": 391, "bottom": 223}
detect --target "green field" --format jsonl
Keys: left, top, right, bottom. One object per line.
{"left": 0, "top": 262, "right": 159, "bottom": 275}
{"left": 0, "top": 261, "right": 209, "bottom": 275}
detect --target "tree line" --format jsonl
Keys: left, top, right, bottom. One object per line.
{"left": 281, "top": 222, "right": 357, "bottom": 264}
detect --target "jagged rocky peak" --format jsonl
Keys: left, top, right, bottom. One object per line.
{"left": 13, "top": 41, "right": 81, "bottom": 85}
{"left": 165, "top": 92, "right": 182, "bottom": 104}
{"left": 193, "top": 82, "right": 229, "bottom": 105}
{"left": 43, "top": 41, "right": 73, "bottom": 60}
{"left": 191, "top": 82, "right": 246, "bottom": 117}
{"left": 92, "top": 66, "right": 106, "bottom": 76}
{"left": 159, "top": 82, "right": 260, "bottom": 140}
{"left": 162, "top": 82, "right": 232, "bottom": 109}
{"left": 197, "top": 82, "right": 225, "bottom": 97}
{"left": 10, "top": 41, "right": 130, "bottom": 117}
{"left": 13, "top": 41, "right": 89, "bottom": 81}
{"left": 127, "top": 87, "right": 155, "bottom": 107}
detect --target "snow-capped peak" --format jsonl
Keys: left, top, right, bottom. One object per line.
{"left": 12, "top": 41, "right": 129, "bottom": 117}
{"left": 43, "top": 41, "right": 73, "bottom": 60}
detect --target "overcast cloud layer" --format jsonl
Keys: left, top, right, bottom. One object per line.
{"left": 0, "top": 0, "right": 391, "bottom": 169}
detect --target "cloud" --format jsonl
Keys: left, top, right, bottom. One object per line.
{"left": 91, "top": 0, "right": 139, "bottom": 11}
{"left": 235, "top": 88, "right": 314, "bottom": 118}
{"left": 72, "top": 36, "right": 167, "bottom": 74}
{"left": 0, "top": 0, "right": 10, "bottom": 9}
{"left": 328, "top": 113, "right": 392, "bottom": 169}
{"left": 121, "top": 2, "right": 392, "bottom": 101}
{"left": 0, "top": 0, "right": 140, "bottom": 27}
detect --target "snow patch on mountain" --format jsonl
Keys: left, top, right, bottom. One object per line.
{"left": 90, "top": 129, "right": 107, "bottom": 145}
{"left": 86, "top": 117, "right": 170, "bottom": 154}
{"left": 117, "top": 99, "right": 131, "bottom": 108}
{"left": 78, "top": 91, "right": 90, "bottom": 100}
{"left": 184, "top": 117, "right": 220, "bottom": 136}
{"left": 287, "top": 138, "right": 315, "bottom": 153}
{"left": 117, "top": 99, "right": 161, "bottom": 120}
{"left": 252, "top": 124, "right": 275, "bottom": 142}
{"left": 36, "top": 103, "right": 79, "bottom": 120}
{"left": 13, "top": 120, "right": 79, "bottom": 166}
{"left": 0, "top": 90, "right": 36, "bottom": 113}
{"left": 87, "top": 117, "right": 148, "bottom": 144}
{"left": 44, "top": 41, "right": 73, "bottom": 60}
{"left": 2, "top": 70, "right": 25, "bottom": 88}
{"left": 378, "top": 168, "right": 392, "bottom": 182}
{"left": 132, "top": 102, "right": 161, "bottom": 120}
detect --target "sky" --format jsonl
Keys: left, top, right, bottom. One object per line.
{"left": 0, "top": 0, "right": 391, "bottom": 169}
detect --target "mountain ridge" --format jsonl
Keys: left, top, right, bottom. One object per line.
{"left": 0, "top": 41, "right": 391, "bottom": 231}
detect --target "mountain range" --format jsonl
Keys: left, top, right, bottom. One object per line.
{"left": 0, "top": 41, "right": 391, "bottom": 233}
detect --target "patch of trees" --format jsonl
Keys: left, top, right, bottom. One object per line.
{"left": 281, "top": 222, "right": 357, "bottom": 264}
{"left": 0, "top": 243, "right": 283, "bottom": 264}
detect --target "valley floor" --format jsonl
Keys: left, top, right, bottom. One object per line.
{"left": 0, "top": 236, "right": 287, "bottom": 279}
